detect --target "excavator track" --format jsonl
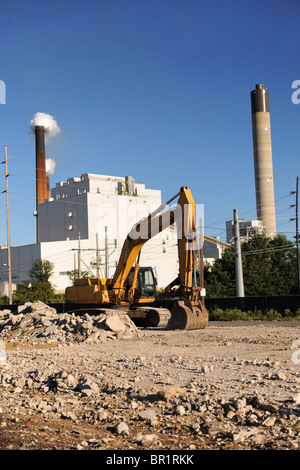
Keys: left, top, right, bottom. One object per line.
{"left": 62, "top": 305, "right": 172, "bottom": 329}
{"left": 146, "top": 308, "right": 172, "bottom": 328}
{"left": 129, "top": 307, "right": 172, "bottom": 328}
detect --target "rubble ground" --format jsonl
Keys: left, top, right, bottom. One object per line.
{"left": 0, "top": 301, "right": 300, "bottom": 451}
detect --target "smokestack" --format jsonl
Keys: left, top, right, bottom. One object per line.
{"left": 30, "top": 112, "right": 60, "bottom": 243}
{"left": 35, "top": 126, "right": 48, "bottom": 205}
{"left": 251, "top": 84, "right": 276, "bottom": 238}
{"left": 35, "top": 125, "right": 48, "bottom": 242}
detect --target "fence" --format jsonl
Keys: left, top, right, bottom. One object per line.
{"left": 205, "top": 295, "right": 300, "bottom": 314}
{"left": 1, "top": 296, "right": 300, "bottom": 315}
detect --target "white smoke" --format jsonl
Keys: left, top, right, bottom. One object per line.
{"left": 46, "top": 158, "right": 56, "bottom": 175}
{"left": 30, "top": 112, "right": 61, "bottom": 138}
{"left": 30, "top": 112, "right": 60, "bottom": 176}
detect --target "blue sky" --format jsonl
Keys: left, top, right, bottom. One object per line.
{"left": 0, "top": 0, "right": 299, "bottom": 247}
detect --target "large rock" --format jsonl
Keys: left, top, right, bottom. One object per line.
{"left": 104, "top": 314, "right": 127, "bottom": 334}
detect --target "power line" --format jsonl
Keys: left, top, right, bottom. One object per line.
{"left": 296, "top": 176, "right": 300, "bottom": 293}
{"left": 242, "top": 243, "right": 297, "bottom": 256}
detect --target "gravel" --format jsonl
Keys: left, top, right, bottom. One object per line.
{"left": 0, "top": 302, "right": 300, "bottom": 450}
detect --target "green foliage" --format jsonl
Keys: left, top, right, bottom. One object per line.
{"left": 12, "top": 280, "right": 55, "bottom": 304}
{"left": 52, "top": 293, "right": 65, "bottom": 303}
{"left": 12, "top": 258, "right": 59, "bottom": 304}
{"left": 28, "top": 259, "right": 54, "bottom": 282}
{"left": 209, "top": 308, "right": 249, "bottom": 321}
{"left": 208, "top": 307, "right": 300, "bottom": 321}
{"left": 205, "top": 234, "right": 298, "bottom": 297}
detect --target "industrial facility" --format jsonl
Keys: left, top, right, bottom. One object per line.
{"left": 0, "top": 83, "right": 278, "bottom": 297}
{"left": 225, "top": 219, "right": 265, "bottom": 244}
{"left": 0, "top": 172, "right": 180, "bottom": 293}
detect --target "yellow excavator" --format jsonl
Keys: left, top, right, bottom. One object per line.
{"left": 65, "top": 186, "right": 208, "bottom": 330}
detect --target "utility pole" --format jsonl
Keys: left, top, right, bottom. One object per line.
{"left": 233, "top": 209, "right": 245, "bottom": 297}
{"left": 105, "top": 226, "right": 108, "bottom": 278}
{"left": 3, "top": 145, "right": 12, "bottom": 304}
{"left": 199, "top": 218, "right": 204, "bottom": 301}
{"left": 291, "top": 178, "right": 300, "bottom": 294}
{"left": 296, "top": 176, "right": 300, "bottom": 294}
{"left": 197, "top": 220, "right": 201, "bottom": 287}
{"left": 78, "top": 232, "right": 81, "bottom": 278}
{"left": 96, "top": 233, "right": 100, "bottom": 279}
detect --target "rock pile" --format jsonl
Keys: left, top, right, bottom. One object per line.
{"left": 0, "top": 301, "right": 141, "bottom": 344}
{"left": 0, "top": 365, "right": 102, "bottom": 399}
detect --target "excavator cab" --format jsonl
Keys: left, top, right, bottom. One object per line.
{"left": 127, "top": 266, "right": 157, "bottom": 302}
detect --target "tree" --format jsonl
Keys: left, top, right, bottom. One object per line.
{"left": 205, "top": 234, "right": 297, "bottom": 297}
{"left": 13, "top": 259, "right": 56, "bottom": 304}
{"left": 12, "top": 279, "right": 56, "bottom": 304}
{"left": 242, "top": 234, "right": 297, "bottom": 296}
{"left": 28, "top": 259, "right": 54, "bottom": 282}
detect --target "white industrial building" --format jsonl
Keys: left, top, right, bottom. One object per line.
{"left": 0, "top": 174, "right": 180, "bottom": 293}
{"left": 226, "top": 218, "right": 265, "bottom": 244}
{"left": 203, "top": 237, "right": 225, "bottom": 266}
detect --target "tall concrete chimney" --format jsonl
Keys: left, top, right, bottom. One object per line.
{"left": 35, "top": 125, "right": 48, "bottom": 243}
{"left": 251, "top": 84, "right": 276, "bottom": 238}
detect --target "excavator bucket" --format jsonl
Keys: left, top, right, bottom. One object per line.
{"left": 168, "top": 299, "right": 208, "bottom": 330}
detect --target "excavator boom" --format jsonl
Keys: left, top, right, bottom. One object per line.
{"left": 110, "top": 186, "right": 208, "bottom": 329}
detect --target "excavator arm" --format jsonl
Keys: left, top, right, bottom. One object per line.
{"left": 111, "top": 187, "right": 203, "bottom": 307}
